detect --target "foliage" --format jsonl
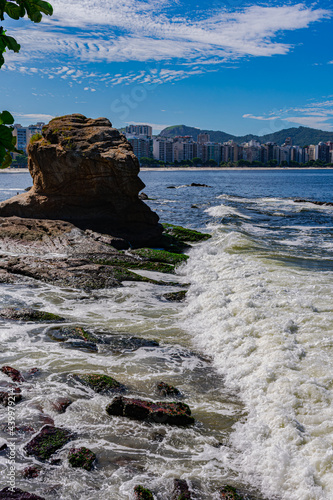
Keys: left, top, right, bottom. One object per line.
{"left": 0, "top": 0, "right": 53, "bottom": 167}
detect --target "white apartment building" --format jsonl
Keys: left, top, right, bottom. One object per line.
{"left": 13, "top": 122, "right": 45, "bottom": 154}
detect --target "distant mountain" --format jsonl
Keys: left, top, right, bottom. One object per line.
{"left": 159, "top": 125, "right": 333, "bottom": 146}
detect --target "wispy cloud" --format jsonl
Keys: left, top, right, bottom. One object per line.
{"left": 243, "top": 98, "right": 333, "bottom": 130}
{"left": 2, "top": 1, "right": 331, "bottom": 85}
{"left": 13, "top": 113, "right": 55, "bottom": 124}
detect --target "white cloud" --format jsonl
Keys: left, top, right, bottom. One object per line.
{"left": 243, "top": 98, "right": 333, "bottom": 130}
{"left": 3, "top": 2, "right": 331, "bottom": 75}
{"left": 13, "top": 113, "right": 55, "bottom": 124}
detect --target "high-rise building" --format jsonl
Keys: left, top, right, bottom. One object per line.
{"left": 125, "top": 125, "right": 153, "bottom": 138}
{"left": 12, "top": 122, "right": 45, "bottom": 154}
{"left": 197, "top": 133, "right": 210, "bottom": 144}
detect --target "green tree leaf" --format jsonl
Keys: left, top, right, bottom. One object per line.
{"left": 0, "top": 110, "right": 14, "bottom": 125}
{"left": 2, "top": 34, "right": 20, "bottom": 52}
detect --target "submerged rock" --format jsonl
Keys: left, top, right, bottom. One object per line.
{"left": 171, "top": 479, "right": 192, "bottom": 499}
{"left": 22, "top": 465, "right": 42, "bottom": 479}
{"left": 74, "top": 373, "right": 125, "bottom": 394}
{"left": 106, "top": 396, "right": 194, "bottom": 426}
{"left": 134, "top": 485, "right": 154, "bottom": 500}
{"left": 51, "top": 397, "right": 73, "bottom": 414}
{"left": 104, "top": 335, "right": 159, "bottom": 352}
{"left": 24, "top": 425, "right": 74, "bottom": 461}
{"left": 0, "top": 307, "right": 65, "bottom": 322}
{"left": 220, "top": 485, "right": 244, "bottom": 500}
{"left": 68, "top": 447, "right": 96, "bottom": 471}
{"left": 156, "top": 381, "right": 182, "bottom": 398}
{"left": 1, "top": 365, "right": 25, "bottom": 383}
{"left": 163, "top": 290, "right": 187, "bottom": 302}
{"left": 49, "top": 326, "right": 99, "bottom": 343}
{"left": 0, "top": 488, "right": 45, "bottom": 500}
{"left": 0, "top": 114, "right": 162, "bottom": 247}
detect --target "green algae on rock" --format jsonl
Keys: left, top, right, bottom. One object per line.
{"left": 220, "top": 485, "right": 244, "bottom": 500}
{"left": 162, "top": 223, "right": 211, "bottom": 243}
{"left": 74, "top": 373, "right": 125, "bottom": 394}
{"left": 0, "top": 307, "right": 65, "bottom": 322}
{"left": 106, "top": 396, "right": 194, "bottom": 426}
{"left": 49, "top": 326, "right": 99, "bottom": 344}
{"left": 171, "top": 479, "right": 192, "bottom": 500}
{"left": 68, "top": 447, "right": 96, "bottom": 471}
{"left": 24, "top": 425, "right": 73, "bottom": 461}
{"left": 163, "top": 290, "right": 187, "bottom": 302}
{"left": 132, "top": 248, "right": 189, "bottom": 265}
{"left": 134, "top": 485, "right": 154, "bottom": 500}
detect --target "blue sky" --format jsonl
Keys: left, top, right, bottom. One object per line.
{"left": 1, "top": 0, "right": 333, "bottom": 135}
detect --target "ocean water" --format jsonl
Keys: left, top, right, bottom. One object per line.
{"left": 0, "top": 169, "right": 333, "bottom": 499}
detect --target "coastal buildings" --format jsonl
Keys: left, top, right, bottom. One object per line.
{"left": 13, "top": 122, "right": 45, "bottom": 154}
{"left": 124, "top": 124, "right": 333, "bottom": 166}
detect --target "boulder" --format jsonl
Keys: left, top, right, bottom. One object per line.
{"left": 0, "top": 307, "right": 65, "bottom": 322}
{"left": 0, "top": 114, "right": 162, "bottom": 247}
{"left": 156, "top": 381, "right": 182, "bottom": 397}
{"left": 134, "top": 485, "right": 154, "bottom": 500}
{"left": 106, "top": 396, "right": 194, "bottom": 426}
{"left": 74, "top": 373, "right": 125, "bottom": 394}
{"left": 1, "top": 366, "right": 25, "bottom": 383}
{"left": 24, "top": 425, "right": 74, "bottom": 461}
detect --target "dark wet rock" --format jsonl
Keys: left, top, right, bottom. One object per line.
{"left": 68, "top": 447, "right": 96, "bottom": 471}
{"left": 24, "top": 425, "right": 74, "bottom": 461}
{"left": 106, "top": 396, "right": 195, "bottom": 426}
{"left": 0, "top": 307, "right": 65, "bottom": 322}
{"left": 163, "top": 290, "right": 187, "bottom": 302}
{"left": 0, "top": 388, "right": 22, "bottom": 407}
{"left": 25, "top": 367, "right": 40, "bottom": 378}
{"left": 150, "top": 430, "right": 166, "bottom": 442}
{"left": 105, "top": 335, "right": 159, "bottom": 352}
{"left": 167, "top": 186, "right": 176, "bottom": 189}
{"left": 132, "top": 248, "right": 188, "bottom": 265}
{"left": 94, "top": 255, "right": 175, "bottom": 274}
{"left": 0, "top": 114, "right": 162, "bottom": 247}
{"left": 134, "top": 485, "right": 154, "bottom": 500}
{"left": 74, "top": 373, "right": 125, "bottom": 394}
{"left": 49, "top": 458, "right": 62, "bottom": 466}
{"left": 51, "top": 397, "right": 73, "bottom": 414}
{"left": 139, "top": 192, "right": 149, "bottom": 200}
{"left": 22, "top": 465, "right": 42, "bottom": 479}
{"left": 220, "top": 485, "right": 244, "bottom": 500}
{"left": 63, "top": 340, "right": 98, "bottom": 352}
{"left": 0, "top": 442, "right": 8, "bottom": 453}
{"left": 48, "top": 326, "right": 99, "bottom": 343}
{"left": 190, "top": 182, "right": 211, "bottom": 187}
{"left": 1, "top": 365, "right": 25, "bottom": 383}
{"left": 156, "top": 381, "right": 182, "bottom": 398}
{"left": 191, "top": 204, "right": 199, "bottom": 209}
{"left": 294, "top": 199, "right": 333, "bottom": 207}
{"left": 171, "top": 479, "right": 192, "bottom": 499}
{"left": 0, "top": 488, "right": 45, "bottom": 499}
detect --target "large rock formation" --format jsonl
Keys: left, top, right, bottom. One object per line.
{"left": 0, "top": 114, "right": 161, "bottom": 246}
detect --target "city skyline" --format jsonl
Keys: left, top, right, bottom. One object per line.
{"left": 2, "top": 1, "right": 333, "bottom": 135}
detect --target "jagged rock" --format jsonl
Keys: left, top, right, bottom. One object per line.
{"left": 22, "top": 465, "right": 42, "bottom": 479}
{"left": 1, "top": 366, "right": 25, "bottom": 383}
{"left": 24, "top": 425, "right": 74, "bottom": 461}
{"left": 134, "top": 485, "right": 154, "bottom": 500}
{"left": 0, "top": 488, "right": 45, "bottom": 499}
{"left": 156, "top": 381, "right": 182, "bottom": 398}
{"left": 74, "top": 373, "right": 125, "bottom": 394}
{"left": 68, "top": 447, "right": 96, "bottom": 471}
{"left": 106, "top": 396, "right": 194, "bottom": 426}
{"left": 171, "top": 479, "right": 192, "bottom": 499}
{"left": 0, "top": 114, "right": 162, "bottom": 247}
{"left": 0, "top": 307, "right": 65, "bottom": 322}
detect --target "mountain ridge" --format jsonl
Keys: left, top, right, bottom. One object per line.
{"left": 159, "top": 125, "right": 333, "bottom": 146}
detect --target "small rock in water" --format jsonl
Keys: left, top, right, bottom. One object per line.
{"left": 22, "top": 465, "right": 42, "bottom": 479}
{"left": 106, "top": 396, "right": 194, "bottom": 426}
{"left": 74, "top": 373, "right": 125, "bottom": 394}
{"left": 51, "top": 397, "right": 73, "bottom": 414}
{"left": 105, "top": 335, "right": 159, "bottom": 352}
{"left": 220, "top": 485, "right": 244, "bottom": 500}
{"left": 24, "top": 425, "right": 74, "bottom": 461}
{"left": 163, "top": 290, "right": 187, "bottom": 302}
{"left": 0, "top": 307, "right": 65, "bottom": 322}
{"left": 49, "top": 326, "right": 99, "bottom": 343}
{"left": 1, "top": 365, "right": 25, "bottom": 383}
{"left": 68, "top": 447, "right": 96, "bottom": 471}
{"left": 0, "top": 442, "right": 8, "bottom": 453}
{"left": 189, "top": 182, "right": 211, "bottom": 187}
{"left": 156, "top": 381, "right": 182, "bottom": 398}
{"left": 0, "top": 488, "right": 45, "bottom": 499}
{"left": 171, "top": 478, "right": 192, "bottom": 499}
{"left": 134, "top": 485, "right": 154, "bottom": 500}
{"left": 139, "top": 192, "right": 149, "bottom": 200}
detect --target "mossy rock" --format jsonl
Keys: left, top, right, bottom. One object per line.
{"left": 163, "top": 290, "right": 187, "bottom": 302}
{"left": 220, "top": 485, "right": 244, "bottom": 500}
{"left": 68, "top": 447, "right": 96, "bottom": 471}
{"left": 95, "top": 258, "right": 175, "bottom": 274}
{"left": 132, "top": 248, "right": 189, "bottom": 265}
{"left": 24, "top": 425, "right": 73, "bottom": 461}
{"left": 74, "top": 373, "right": 125, "bottom": 394}
{"left": 49, "top": 326, "right": 99, "bottom": 343}
{"left": 134, "top": 485, "right": 154, "bottom": 500}
{"left": 162, "top": 223, "right": 211, "bottom": 243}
{"left": 156, "top": 381, "right": 182, "bottom": 398}
{"left": 0, "top": 307, "right": 65, "bottom": 322}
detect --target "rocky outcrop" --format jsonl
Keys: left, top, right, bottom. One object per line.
{"left": 24, "top": 425, "right": 74, "bottom": 461}
{"left": 68, "top": 447, "right": 96, "bottom": 471}
{"left": 0, "top": 114, "right": 162, "bottom": 246}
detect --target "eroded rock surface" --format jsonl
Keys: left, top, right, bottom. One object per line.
{"left": 0, "top": 114, "right": 162, "bottom": 246}
{"left": 24, "top": 425, "right": 74, "bottom": 461}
